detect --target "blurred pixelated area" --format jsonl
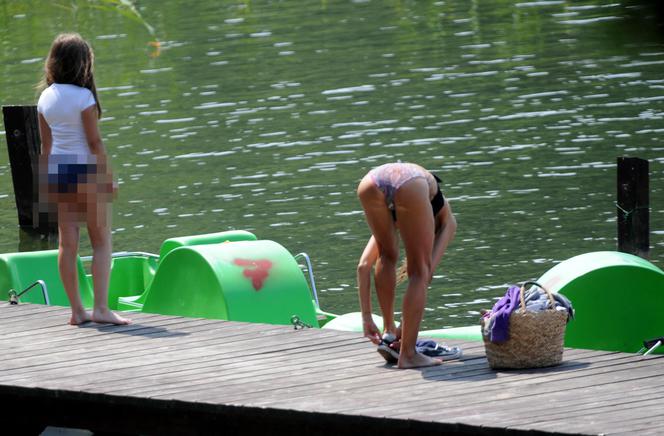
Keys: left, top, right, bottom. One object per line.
{"left": 38, "top": 154, "right": 115, "bottom": 228}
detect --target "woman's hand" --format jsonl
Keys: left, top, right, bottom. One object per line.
{"left": 363, "top": 317, "right": 382, "bottom": 344}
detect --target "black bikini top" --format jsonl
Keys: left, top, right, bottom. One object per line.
{"left": 391, "top": 172, "right": 446, "bottom": 221}
{"left": 430, "top": 172, "right": 446, "bottom": 217}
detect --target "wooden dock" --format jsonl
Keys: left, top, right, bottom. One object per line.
{"left": 1, "top": 303, "right": 663, "bottom": 436}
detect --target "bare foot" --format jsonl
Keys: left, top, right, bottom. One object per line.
{"left": 398, "top": 352, "right": 443, "bottom": 369}
{"left": 92, "top": 308, "right": 131, "bottom": 325}
{"left": 69, "top": 310, "right": 91, "bottom": 325}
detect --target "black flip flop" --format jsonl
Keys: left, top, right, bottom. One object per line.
{"left": 377, "top": 333, "right": 399, "bottom": 364}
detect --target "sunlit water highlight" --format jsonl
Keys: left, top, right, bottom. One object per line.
{"left": 0, "top": 1, "right": 662, "bottom": 329}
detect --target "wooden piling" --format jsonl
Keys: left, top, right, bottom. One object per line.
{"left": 2, "top": 105, "right": 55, "bottom": 235}
{"left": 617, "top": 156, "right": 649, "bottom": 258}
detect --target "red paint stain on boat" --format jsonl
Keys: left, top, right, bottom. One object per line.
{"left": 233, "top": 258, "right": 273, "bottom": 290}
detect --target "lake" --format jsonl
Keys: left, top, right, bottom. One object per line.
{"left": 1, "top": 0, "right": 662, "bottom": 329}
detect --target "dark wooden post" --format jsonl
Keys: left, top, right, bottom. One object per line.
{"left": 617, "top": 157, "right": 649, "bottom": 259}
{"left": 2, "top": 105, "right": 56, "bottom": 236}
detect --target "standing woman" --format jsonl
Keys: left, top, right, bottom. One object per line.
{"left": 357, "top": 162, "right": 456, "bottom": 368}
{"left": 37, "top": 33, "right": 130, "bottom": 325}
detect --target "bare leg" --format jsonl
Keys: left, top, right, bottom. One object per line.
{"left": 58, "top": 204, "right": 89, "bottom": 325}
{"left": 375, "top": 251, "right": 398, "bottom": 336}
{"left": 87, "top": 200, "right": 130, "bottom": 325}
{"left": 357, "top": 176, "right": 399, "bottom": 336}
{"left": 394, "top": 179, "right": 441, "bottom": 369}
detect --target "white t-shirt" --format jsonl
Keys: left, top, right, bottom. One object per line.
{"left": 37, "top": 83, "right": 97, "bottom": 155}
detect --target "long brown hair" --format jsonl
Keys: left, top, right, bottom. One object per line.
{"left": 41, "top": 33, "right": 102, "bottom": 118}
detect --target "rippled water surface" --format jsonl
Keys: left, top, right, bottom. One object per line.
{"left": 1, "top": 1, "right": 663, "bottom": 329}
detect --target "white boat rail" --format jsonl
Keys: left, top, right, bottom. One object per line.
{"left": 8, "top": 280, "right": 50, "bottom": 306}
{"left": 80, "top": 251, "right": 160, "bottom": 262}
{"left": 294, "top": 252, "right": 319, "bottom": 308}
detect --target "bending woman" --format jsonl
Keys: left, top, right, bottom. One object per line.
{"left": 357, "top": 162, "right": 456, "bottom": 368}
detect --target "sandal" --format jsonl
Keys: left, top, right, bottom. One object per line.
{"left": 377, "top": 333, "right": 399, "bottom": 364}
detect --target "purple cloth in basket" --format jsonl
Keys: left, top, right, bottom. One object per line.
{"left": 489, "top": 285, "right": 521, "bottom": 343}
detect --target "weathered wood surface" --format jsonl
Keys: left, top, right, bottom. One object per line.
{"left": 1, "top": 303, "right": 663, "bottom": 435}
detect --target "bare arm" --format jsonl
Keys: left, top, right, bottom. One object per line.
{"left": 38, "top": 113, "right": 52, "bottom": 156}
{"left": 431, "top": 201, "right": 457, "bottom": 274}
{"left": 357, "top": 236, "right": 381, "bottom": 343}
{"left": 357, "top": 236, "right": 379, "bottom": 317}
{"left": 82, "top": 105, "right": 116, "bottom": 199}
{"left": 81, "top": 105, "right": 105, "bottom": 155}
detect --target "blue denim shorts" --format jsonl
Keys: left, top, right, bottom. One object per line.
{"left": 47, "top": 155, "right": 97, "bottom": 194}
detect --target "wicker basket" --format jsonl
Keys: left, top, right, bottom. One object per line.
{"left": 481, "top": 281, "right": 568, "bottom": 369}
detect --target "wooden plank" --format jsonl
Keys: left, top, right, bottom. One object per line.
{"left": 404, "top": 366, "right": 664, "bottom": 426}
{"left": 145, "top": 344, "right": 471, "bottom": 402}
{"left": 109, "top": 339, "right": 375, "bottom": 397}
{"left": 3, "top": 312, "right": 311, "bottom": 360}
{"left": 528, "top": 397, "right": 664, "bottom": 433}
{"left": 610, "top": 414, "right": 664, "bottom": 435}
{"left": 210, "top": 349, "right": 625, "bottom": 409}
{"left": 0, "top": 319, "right": 291, "bottom": 378}
{"left": 345, "top": 354, "right": 664, "bottom": 419}
{"left": 0, "top": 302, "right": 65, "bottom": 319}
{"left": 520, "top": 395, "right": 664, "bottom": 431}
{"left": 0, "top": 316, "right": 213, "bottom": 365}
{"left": 1, "top": 314, "right": 213, "bottom": 353}
{"left": 1, "top": 303, "right": 662, "bottom": 436}
{"left": 245, "top": 354, "right": 664, "bottom": 436}
{"left": 26, "top": 329, "right": 368, "bottom": 393}
{"left": 147, "top": 352, "right": 600, "bottom": 410}
{"left": 1, "top": 312, "right": 368, "bottom": 391}
{"left": 222, "top": 354, "right": 644, "bottom": 418}
{"left": 0, "top": 310, "right": 165, "bottom": 342}
{"left": 486, "top": 367, "right": 664, "bottom": 424}
{"left": 0, "top": 304, "right": 149, "bottom": 323}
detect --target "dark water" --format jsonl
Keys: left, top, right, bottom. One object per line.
{"left": 1, "top": 0, "right": 663, "bottom": 329}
